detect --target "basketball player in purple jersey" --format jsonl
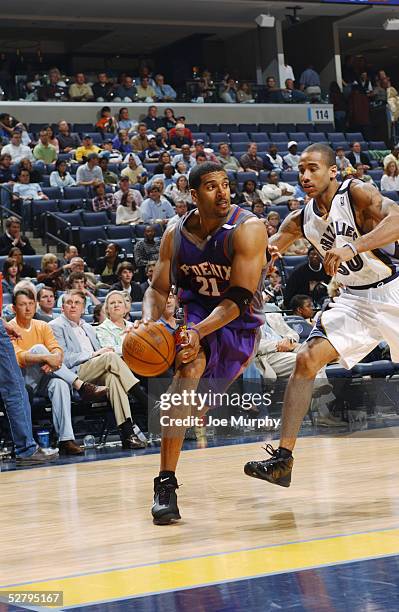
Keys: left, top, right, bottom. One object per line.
{"left": 136, "top": 161, "right": 268, "bottom": 524}
{"left": 245, "top": 143, "right": 399, "bottom": 487}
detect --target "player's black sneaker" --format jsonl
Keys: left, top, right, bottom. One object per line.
{"left": 244, "top": 444, "right": 293, "bottom": 487}
{"left": 152, "top": 475, "right": 181, "bottom": 525}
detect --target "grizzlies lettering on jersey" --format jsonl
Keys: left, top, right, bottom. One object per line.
{"left": 171, "top": 205, "right": 266, "bottom": 329}
{"left": 302, "top": 178, "right": 399, "bottom": 288}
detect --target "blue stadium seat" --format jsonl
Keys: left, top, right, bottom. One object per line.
{"left": 109, "top": 238, "right": 134, "bottom": 254}
{"left": 381, "top": 191, "right": 399, "bottom": 202}
{"left": 295, "top": 123, "right": 314, "bottom": 133}
{"left": 143, "top": 163, "right": 157, "bottom": 175}
{"left": 72, "top": 123, "right": 95, "bottom": 133}
{"left": 209, "top": 133, "right": 228, "bottom": 143}
{"left": 279, "top": 124, "right": 296, "bottom": 133}
{"left": 352, "top": 360, "right": 395, "bottom": 378}
{"left": 133, "top": 223, "right": 162, "bottom": 238}
{"left": 219, "top": 124, "right": 239, "bottom": 133}
{"left": 185, "top": 124, "right": 199, "bottom": 132}
{"left": 28, "top": 123, "right": 50, "bottom": 133}
{"left": 237, "top": 171, "right": 258, "bottom": 183}
{"left": 308, "top": 133, "right": 327, "bottom": 143}
{"left": 345, "top": 132, "right": 364, "bottom": 142}
{"left": 84, "top": 132, "right": 103, "bottom": 145}
{"left": 368, "top": 141, "right": 387, "bottom": 150}
{"left": 42, "top": 186, "right": 62, "bottom": 200}
{"left": 79, "top": 226, "right": 107, "bottom": 244}
{"left": 296, "top": 142, "right": 309, "bottom": 152}
{"left": 281, "top": 171, "right": 299, "bottom": 183}
{"left": 269, "top": 132, "right": 288, "bottom": 142}
{"left": 58, "top": 153, "right": 73, "bottom": 162}
{"left": 275, "top": 143, "right": 288, "bottom": 153}
{"left": 258, "top": 124, "right": 276, "bottom": 133}
{"left": 230, "top": 133, "right": 249, "bottom": 143}
{"left": 23, "top": 255, "right": 44, "bottom": 272}
{"left": 314, "top": 123, "right": 334, "bottom": 132}
{"left": 239, "top": 124, "right": 257, "bottom": 133}
{"left": 289, "top": 132, "right": 308, "bottom": 142}
{"left": 369, "top": 169, "right": 384, "bottom": 181}
{"left": 63, "top": 186, "right": 89, "bottom": 200}
{"left": 249, "top": 133, "right": 269, "bottom": 143}
{"left": 267, "top": 205, "right": 290, "bottom": 220}
{"left": 107, "top": 225, "right": 135, "bottom": 239}
{"left": 58, "top": 199, "right": 85, "bottom": 212}
{"left": 54, "top": 210, "right": 83, "bottom": 227}
{"left": 231, "top": 143, "right": 248, "bottom": 153}
{"left": 328, "top": 132, "right": 346, "bottom": 143}
{"left": 191, "top": 132, "right": 207, "bottom": 142}
{"left": 82, "top": 211, "right": 109, "bottom": 226}
{"left": 131, "top": 301, "right": 143, "bottom": 310}
{"left": 199, "top": 124, "right": 217, "bottom": 133}
{"left": 40, "top": 175, "right": 50, "bottom": 187}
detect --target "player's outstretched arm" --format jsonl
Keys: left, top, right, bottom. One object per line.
{"left": 324, "top": 181, "right": 399, "bottom": 275}
{"left": 269, "top": 209, "right": 304, "bottom": 254}
{"left": 139, "top": 227, "right": 174, "bottom": 325}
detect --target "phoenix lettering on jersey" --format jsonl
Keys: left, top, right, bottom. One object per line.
{"left": 179, "top": 262, "right": 231, "bottom": 280}
{"left": 319, "top": 220, "right": 358, "bottom": 252}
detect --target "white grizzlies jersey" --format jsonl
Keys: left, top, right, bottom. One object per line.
{"left": 301, "top": 178, "right": 399, "bottom": 288}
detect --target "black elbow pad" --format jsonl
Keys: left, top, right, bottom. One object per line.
{"left": 224, "top": 286, "right": 254, "bottom": 316}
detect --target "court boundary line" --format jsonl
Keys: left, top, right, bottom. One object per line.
{"left": 2, "top": 524, "right": 399, "bottom": 589}
{"left": 53, "top": 551, "right": 399, "bottom": 610}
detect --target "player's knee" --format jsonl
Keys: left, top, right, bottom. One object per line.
{"left": 294, "top": 348, "right": 320, "bottom": 378}
{"left": 180, "top": 359, "right": 205, "bottom": 380}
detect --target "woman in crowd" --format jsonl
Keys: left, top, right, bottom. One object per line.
{"left": 2, "top": 257, "right": 20, "bottom": 293}
{"left": 116, "top": 190, "right": 143, "bottom": 225}
{"left": 381, "top": 160, "right": 399, "bottom": 192}
{"left": 46, "top": 126, "right": 60, "bottom": 153}
{"left": 117, "top": 107, "right": 136, "bottom": 132}
{"left": 175, "top": 160, "right": 188, "bottom": 176}
{"left": 153, "top": 151, "right": 172, "bottom": 175}
{"left": 18, "top": 158, "right": 43, "bottom": 183}
{"left": 163, "top": 108, "right": 177, "bottom": 130}
{"left": 36, "top": 253, "right": 66, "bottom": 292}
{"left": 241, "top": 179, "right": 269, "bottom": 206}
{"left": 49, "top": 158, "right": 76, "bottom": 188}
{"left": 156, "top": 126, "right": 170, "bottom": 150}
{"left": 8, "top": 247, "right": 37, "bottom": 278}
{"left": 165, "top": 175, "right": 192, "bottom": 206}
{"left": 96, "top": 290, "right": 133, "bottom": 355}
{"left": 110, "top": 261, "right": 143, "bottom": 300}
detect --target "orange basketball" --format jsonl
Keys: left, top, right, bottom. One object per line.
{"left": 122, "top": 322, "right": 176, "bottom": 377}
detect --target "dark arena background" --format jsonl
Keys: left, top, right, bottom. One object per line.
{"left": 0, "top": 0, "right": 399, "bottom": 610}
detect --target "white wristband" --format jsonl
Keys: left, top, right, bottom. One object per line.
{"left": 343, "top": 242, "right": 358, "bottom": 257}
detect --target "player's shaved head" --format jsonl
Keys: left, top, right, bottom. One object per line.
{"left": 189, "top": 161, "right": 226, "bottom": 190}
{"left": 302, "top": 143, "right": 336, "bottom": 167}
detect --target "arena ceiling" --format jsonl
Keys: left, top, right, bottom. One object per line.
{"left": 0, "top": 0, "right": 397, "bottom": 58}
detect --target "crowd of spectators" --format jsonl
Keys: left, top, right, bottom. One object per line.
{"left": 0, "top": 95, "right": 398, "bottom": 458}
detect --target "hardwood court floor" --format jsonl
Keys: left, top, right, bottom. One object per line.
{"left": 1, "top": 430, "right": 399, "bottom": 608}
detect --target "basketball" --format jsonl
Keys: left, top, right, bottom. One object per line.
{"left": 122, "top": 322, "right": 176, "bottom": 376}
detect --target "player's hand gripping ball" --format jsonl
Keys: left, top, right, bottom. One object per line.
{"left": 123, "top": 322, "right": 176, "bottom": 376}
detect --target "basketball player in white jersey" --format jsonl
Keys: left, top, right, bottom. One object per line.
{"left": 244, "top": 143, "right": 399, "bottom": 486}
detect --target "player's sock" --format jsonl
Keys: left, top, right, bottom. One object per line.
{"left": 159, "top": 470, "right": 175, "bottom": 481}
{"left": 278, "top": 447, "right": 293, "bottom": 459}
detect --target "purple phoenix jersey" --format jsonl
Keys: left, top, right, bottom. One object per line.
{"left": 170, "top": 205, "right": 266, "bottom": 389}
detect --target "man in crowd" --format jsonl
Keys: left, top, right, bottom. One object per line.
{"left": 114, "top": 176, "right": 143, "bottom": 208}
{"left": 154, "top": 75, "right": 177, "bottom": 102}
{"left": 76, "top": 153, "right": 103, "bottom": 187}
{"left": 50, "top": 290, "right": 147, "bottom": 449}
{"left": 56, "top": 121, "right": 81, "bottom": 154}
{"left": 140, "top": 185, "right": 175, "bottom": 225}
{"left": 99, "top": 156, "right": 119, "bottom": 185}
{"left": 347, "top": 141, "right": 371, "bottom": 170}
{"left": 35, "top": 286, "right": 57, "bottom": 322}
{"left": 0, "top": 216, "right": 36, "bottom": 255}
{"left": 92, "top": 72, "right": 114, "bottom": 102}
{"left": 261, "top": 171, "right": 295, "bottom": 205}
{"left": 134, "top": 225, "right": 160, "bottom": 270}
{"left": 264, "top": 143, "right": 284, "bottom": 172}
{"left": 1, "top": 130, "right": 34, "bottom": 163}
{"left": 136, "top": 77, "right": 157, "bottom": 102}
{"left": 143, "top": 105, "right": 163, "bottom": 131}
{"left": 38, "top": 68, "right": 68, "bottom": 102}
{"left": 114, "top": 75, "right": 137, "bottom": 102}
{"left": 75, "top": 135, "right": 101, "bottom": 163}
{"left": 167, "top": 200, "right": 188, "bottom": 228}
{"left": 283, "top": 141, "right": 300, "bottom": 171}
{"left": 216, "top": 142, "right": 242, "bottom": 172}
{"left": 10, "top": 287, "right": 107, "bottom": 455}
{"left": 172, "top": 144, "right": 195, "bottom": 170}
{"left": 283, "top": 247, "right": 330, "bottom": 308}
{"left": 68, "top": 72, "right": 94, "bottom": 102}
{"left": 33, "top": 129, "right": 58, "bottom": 165}
{"left": 240, "top": 142, "right": 264, "bottom": 174}
{"left": 131, "top": 123, "right": 150, "bottom": 153}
